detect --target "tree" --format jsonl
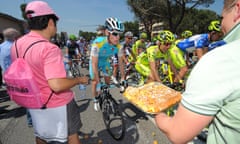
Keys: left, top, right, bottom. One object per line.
{"left": 127, "top": 0, "right": 215, "bottom": 36}
{"left": 123, "top": 21, "right": 139, "bottom": 37}
{"left": 178, "top": 8, "right": 219, "bottom": 35}
{"left": 20, "top": 3, "right": 27, "bottom": 20}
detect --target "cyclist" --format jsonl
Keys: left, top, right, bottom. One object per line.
{"left": 177, "top": 20, "right": 222, "bottom": 60}
{"left": 131, "top": 32, "right": 147, "bottom": 59}
{"left": 89, "top": 17, "right": 125, "bottom": 111}
{"left": 134, "top": 30, "right": 175, "bottom": 84}
{"left": 65, "top": 34, "right": 81, "bottom": 76}
{"left": 181, "top": 30, "right": 193, "bottom": 39}
{"left": 120, "top": 31, "right": 135, "bottom": 80}
{"left": 179, "top": 30, "right": 195, "bottom": 66}
{"left": 167, "top": 39, "right": 189, "bottom": 84}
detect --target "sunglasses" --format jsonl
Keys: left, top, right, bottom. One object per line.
{"left": 127, "top": 37, "right": 133, "bottom": 40}
{"left": 109, "top": 31, "right": 121, "bottom": 36}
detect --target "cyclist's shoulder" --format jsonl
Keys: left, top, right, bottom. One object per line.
{"left": 92, "top": 36, "right": 107, "bottom": 48}
{"left": 147, "top": 45, "right": 158, "bottom": 52}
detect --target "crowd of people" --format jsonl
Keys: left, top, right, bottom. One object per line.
{"left": 0, "top": 0, "right": 239, "bottom": 143}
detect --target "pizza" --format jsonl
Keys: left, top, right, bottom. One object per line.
{"left": 123, "top": 82, "right": 182, "bottom": 114}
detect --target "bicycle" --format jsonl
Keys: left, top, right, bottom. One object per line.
{"left": 97, "top": 72, "right": 125, "bottom": 140}
{"left": 69, "top": 59, "right": 82, "bottom": 77}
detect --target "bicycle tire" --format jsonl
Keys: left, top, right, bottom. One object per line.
{"left": 101, "top": 96, "right": 125, "bottom": 140}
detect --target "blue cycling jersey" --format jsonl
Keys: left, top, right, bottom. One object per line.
{"left": 177, "top": 34, "right": 210, "bottom": 52}
{"left": 90, "top": 36, "right": 122, "bottom": 63}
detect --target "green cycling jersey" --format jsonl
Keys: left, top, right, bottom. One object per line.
{"left": 167, "top": 40, "right": 187, "bottom": 70}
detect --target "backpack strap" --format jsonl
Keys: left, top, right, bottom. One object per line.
{"left": 15, "top": 40, "right": 47, "bottom": 58}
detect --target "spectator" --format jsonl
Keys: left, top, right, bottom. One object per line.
{"left": 155, "top": 0, "right": 240, "bottom": 143}
{"left": 0, "top": 28, "right": 20, "bottom": 89}
{"left": 11, "top": 1, "right": 88, "bottom": 144}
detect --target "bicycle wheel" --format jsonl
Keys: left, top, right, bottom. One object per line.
{"left": 101, "top": 96, "right": 125, "bottom": 140}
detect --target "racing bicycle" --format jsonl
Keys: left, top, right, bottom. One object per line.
{"left": 97, "top": 72, "right": 125, "bottom": 140}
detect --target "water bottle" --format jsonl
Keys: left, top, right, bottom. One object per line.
{"left": 79, "top": 84, "right": 86, "bottom": 99}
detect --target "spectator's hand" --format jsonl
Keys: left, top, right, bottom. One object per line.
{"left": 78, "top": 76, "right": 89, "bottom": 84}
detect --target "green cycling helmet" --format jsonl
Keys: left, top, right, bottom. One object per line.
{"left": 208, "top": 20, "right": 221, "bottom": 32}
{"left": 158, "top": 30, "right": 175, "bottom": 44}
{"left": 140, "top": 32, "right": 147, "bottom": 39}
{"left": 69, "top": 34, "right": 77, "bottom": 41}
{"left": 181, "top": 30, "right": 193, "bottom": 39}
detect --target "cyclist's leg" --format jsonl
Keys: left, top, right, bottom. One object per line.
{"left": 89, "top": 62, "right": 100, "bottom": 111}
{"left": 103, "top": 63, "right": 111, "bottom": 85}
{"left": 111, "top": 55, "right": 119, "bottom": 84}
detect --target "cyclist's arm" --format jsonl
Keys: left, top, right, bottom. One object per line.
{"left": 119, "top": 55, "right": 125, "bottom": 81}
{"left": 118, "top": 46, "right": 125, "bottom": 81}
{"left": 168, "top": 59, "right": 178, "bottom": 78}
{"left": 91, "top": 56, "right": 99, "bottom": 83}
{"left": 155, "top": 103, "right": 213, "bottom": 144}
{"left": 174, "top": 66, "right": 188, "bottom": 83}
{"left": 149, "top": 60, "right": 161, "bottom": 82}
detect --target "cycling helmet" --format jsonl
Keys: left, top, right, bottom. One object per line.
{"left": 208, "top": 20, "right": 221, "bottom": 32}
{"left": 181, "top": 30, "right": 192, "bottom": 39}
{"left": 140, "top": 32, "right": 147, "bottom": 39}
{"left": 69, "top": 34, "right": 77, "bottom": 41}
{"left": 105, "top": 17, "right": 124, "bottom": 32}
{"left": 157, "top": 30, "right": 175, "bottom": 44}
{"left": 124, "top": 31, "right": 133, "bottom": 37}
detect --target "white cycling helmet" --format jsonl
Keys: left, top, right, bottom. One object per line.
{"left": 105, "top": 17, "right": 124, "bottom": 33}
{"left": 124, "top": 31, "right": 133, "bottom": 37}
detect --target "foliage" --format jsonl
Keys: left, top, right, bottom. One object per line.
{"left": 20, "top": 3, "right": 27, "bottom": 20}
{"left": 126, "top": 0, "right": 217, "bottom": 38}
{"left": 123, "top": 21, "right": 139, "bottom": 37}
{"left": 178, "top": 8, "right": 219, "bottom": 35}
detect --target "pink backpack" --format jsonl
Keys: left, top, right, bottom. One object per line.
{"left": 4, "top": 40, "right": 53, "bottom": 109}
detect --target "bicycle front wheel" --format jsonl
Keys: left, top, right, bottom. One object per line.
{"left": 102, "top": 97, "right": 125, "bottom": 140}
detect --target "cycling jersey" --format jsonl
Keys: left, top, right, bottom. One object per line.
{"left": 135, "top": 45, "right": 167, "bottom": 77}
{"left": 67, "top": 42, "right": 79, "bottom": 58}
{"left": 89, "top": 36, "right": 123, "bottom": 78}
{"left": 168, "top": 41, "right": 187, "bottom": 70}
{"left": 132, "top": 39, "right": 146, "bottom": 56}
{"left": 177, "top": 34, "right": 210, "bottom": 52}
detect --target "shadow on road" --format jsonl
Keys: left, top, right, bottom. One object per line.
{"left": 0, "top": 105, "right": 26, "bottom": 120}
{"left": 77, "top": 98, "right": 91, "bottom": 113}
{"left": 121, "top": 102, "right": 148, "bottom": 123}
{"left": 78, "top": 117, "right": 140, "bottom": 144}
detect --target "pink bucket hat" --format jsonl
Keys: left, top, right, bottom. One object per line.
{"left": 25, "top": 1, "right": 59, "bottom": 19}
